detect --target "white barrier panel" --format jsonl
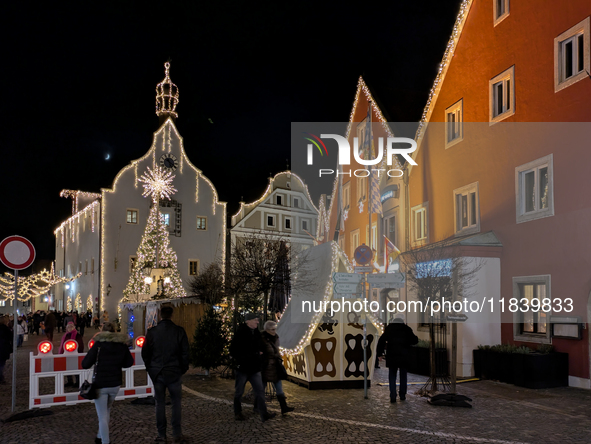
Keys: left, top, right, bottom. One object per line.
{"left": 29, "top": 337, "right": 153, "bottom": 409}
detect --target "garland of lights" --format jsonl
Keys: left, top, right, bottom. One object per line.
{"left": 0, "top": 264, "right": 81, "bottom": 302}
{"left": 123, "top": 166, "right": 187, "bottom": 300}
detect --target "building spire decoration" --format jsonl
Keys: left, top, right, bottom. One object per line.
{"left": 155, "top": 61, "right": 179, "bottom": 119}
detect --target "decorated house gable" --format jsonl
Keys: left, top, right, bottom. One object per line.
{"left": 55, "top": 63, "right": 226, "bottom": 318}
{"left": 231, "top": 171, "right": 318, "bottom": 253}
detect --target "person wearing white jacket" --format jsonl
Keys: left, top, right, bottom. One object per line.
{"left": 16, "top": 316, "right": 27, "bottom": 347}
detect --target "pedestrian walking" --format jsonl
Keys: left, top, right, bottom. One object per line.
{"left": 16, "top": 316, "right": 26, "bottom": 347}
{"left": 376, "top": 313, "right": 418, "bottom": 402}
{"left": 261, "top": 321, "right": 294, "bottom": 415}
{"left": 230, "top": 313, "right": 276, "bottom": 422}
{"left": 77, "top": 312, "right": 86, "bottom": 337}
{"left": 0, "top": 316, "right": 12, "bottom": 384}
{"left": 142, "top": 306, "right": 190, "bottom": 444}
{"left": 82, "top": 322, "right": 133, "bottom": 444}
{"left": 59, "top": 322, "right": 85, "bottom": 386}
{"left": 45, "top": 311, "right": 57, "bottom": 341}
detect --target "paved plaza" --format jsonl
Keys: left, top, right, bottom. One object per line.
{"left": 1, "top": 330, "right": 591, "bottom": 443}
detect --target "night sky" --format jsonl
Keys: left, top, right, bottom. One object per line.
{"left": 1, "top": 1, "right": 462, "bottom": 266}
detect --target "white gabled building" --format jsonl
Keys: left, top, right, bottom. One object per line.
{"left": 230, "top": 171, "right": 318, "bottom": 252}
{"left": 54, "top": 63, "right": 226, "bottom": 318}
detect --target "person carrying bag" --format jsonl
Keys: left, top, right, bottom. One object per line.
{"left": 82, "top": 322, "right": 133, "bottom": 444}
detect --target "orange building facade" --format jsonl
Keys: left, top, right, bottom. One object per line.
{"left": 408, "top": 0, "right": 591, "bottom": 386}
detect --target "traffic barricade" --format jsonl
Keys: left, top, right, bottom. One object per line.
{"left": 29, "top": 336, "right": 153, "bottom": 409}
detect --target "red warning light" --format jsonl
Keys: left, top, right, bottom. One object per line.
{"left": 135, "top": 336, "right": 145, "bottom": 348}
{"left": 39, "top": 341, "right": 53, "bottom": 354}
{"left": 64, "top": 340, "right": 78, "bottom": 352}
{"left": 88, "top": 339, "right": 95, "bottom": 349}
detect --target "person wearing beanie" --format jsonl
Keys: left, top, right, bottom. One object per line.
{"left": 59, "top": 322, "right": 85, "bottom": 387}
{"left": 230, "top": 313, "right": 276, "bottom": 422}
{"left": 376, "top": 313, "right": 418, "bottom": 402}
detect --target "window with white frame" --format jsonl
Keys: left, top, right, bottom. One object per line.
{"left": 338, "top": 236, "right": 345, "bottom": 253}
{"left": 293, "top": 197, "right": 300, "bottom": 208}
{"left": 196, "top": 216, "right": 207, "bottom": 230}
{"left": 493, "top": 0, "right": 509, "bottom": 26}
{"left": 301, "top": 219, "right": 308, "bottom": 232}
{"left": 515, "top": 154, "right": 554, "bottom": 223}
{"left": 454, "top": 182, "right": 480, "bottom": 235}
{"left": 513, "top": 275, "right": 551, "bottom": 344}
{"left": 554, "top": 17, "right": 590, "bottom": 92}
{"left": 489, "top": 66, "right": 515, "bottom": 123}
{"left": 285, "top": 218, "right": 291, "bottom": 230}
{"left": 411, "top": 203, "right": 428, "bottom": 244}
{"left": 161, "top": 213, "right": 171, "bottom": 227}
{"left": 365, "top": 224, "right": 378, "bottom": 250}
{"left": 126, "top": 209, "right": 138, "bottom": 224}
{"left": 350, "top": 229, "right": 360, "bottom": 258}
{"left": 343, "top": 182, "right": 351, "bottom": 209}
{"left": 189, "top": 259, "right": 199, "bottom": 276}
{"left": 357, "top": 176, "right": 367, "bottom": 202}
{"left": 445, "top": 99, "right": 463, "bottom": 147}
{"left": 277, "top": 195, "right": 283, "bottom": 206}
{"left": 267, "top": 215, "right": 276, "bottom": 227}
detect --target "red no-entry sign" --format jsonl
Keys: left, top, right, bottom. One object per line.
{"left": 0, "top": 235, "right": 36, "bottom": 270}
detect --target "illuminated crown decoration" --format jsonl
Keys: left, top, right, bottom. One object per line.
{"left": 155, "top": 62, "right": 179, "bottom": 118}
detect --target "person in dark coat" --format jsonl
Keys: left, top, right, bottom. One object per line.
{"left": 142, "top": 306, "right": 189, "bottom": 444}
{"left": 230, "top": 313, "right": 276, "bottom": 422}
{"left": 261, "top": 321, "right": 294, "bottom": 415}
{"left": 82, "top": 322, "right": 133, "bottom": 444}
{"left": 0, "top": 316, "right": 13, "bottom": 384}
{"left": 33, "top": 311, "right": 41, "bottom": 335}
{"left": 376, "top": 313, "right": 418, "bottom": 402}
{"left": 44, "top": 311, "right": 57, "bottom": 341}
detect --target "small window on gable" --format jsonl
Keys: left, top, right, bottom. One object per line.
{"left": 493, "top": 0, "right": 509, "bottom": 26}
{"left": 277, "top": 195, "right": 282, "bottom": 206}
{"left": 293, "top": 197, "right": 299, "bottom": 208}
{"left": 489, "top": 66, "right": 515, "bottom": 124}
{"left": 515, "top": 154, "right": 554, "bottom": 224}
{"left": 454, "top": 182, "right": 480, "bottom": 236}
{"left": 554, "top": 17, "right": 590, "bottom": 93}
{"left": 301, "top": 219, "right": 308, "bottom": 232}
{"left": 445, "top": 99, "right": 463, "bottom": 148}
{"left": 285, "top": 218, "right": 292, "bottom": 230}
{"left": 196, "top": 217, "right": 207, "bottom": 230}
{"left": 189, "top": 259, "right": 199, "bottom": 276}
{"left": 127, "top": 209, "right": 138, "bottom": 224}
{"left": 267, "top": 215, "right": 276, "bottom": 227}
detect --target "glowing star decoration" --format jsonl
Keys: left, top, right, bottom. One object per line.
{"left": 343, "top": 208, "right": 349, "bottom": 221}
{"left": 139, "top": 166, "right": 177, "bottom": 203}
{"left": 358, "top": 200, "right": 364, "bottom": 213}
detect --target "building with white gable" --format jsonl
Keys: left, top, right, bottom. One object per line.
{"left": 230, "top": 171, "right": 318, "bottom": 252}
{"left": 54, "top": 63, "right": 226, "bottom": 318}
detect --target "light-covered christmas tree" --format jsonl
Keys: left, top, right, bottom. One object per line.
{"left": 123, "top": 166, "right": 187, "bottom": 300}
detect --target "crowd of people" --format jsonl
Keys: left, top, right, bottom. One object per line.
{"left": 0, "top": 307, "right": 419, "bottom": 444}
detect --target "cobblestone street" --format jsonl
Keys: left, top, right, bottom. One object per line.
{"left": 1, "top": 331, "right": 591, "bottom": 443}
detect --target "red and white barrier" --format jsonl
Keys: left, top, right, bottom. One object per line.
{"left": 29, "top": 336, "right": 153, "bottom": 409}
